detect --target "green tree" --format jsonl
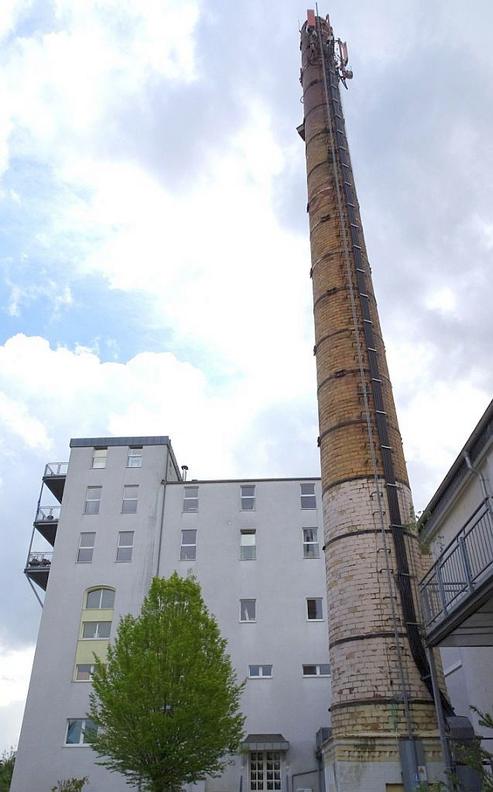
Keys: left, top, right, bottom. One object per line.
{"left": 0, "top": 749, "right": 15, "bottom": 792}
{"left": 88, "top": 574, "right": 245, "bottom": 792}
{"left": 50, "top": 778, "right": 88, "bottom": 792}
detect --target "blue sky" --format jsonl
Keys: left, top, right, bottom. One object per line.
{"left": 0, "top": 0, "right": 492, "bottom": 751}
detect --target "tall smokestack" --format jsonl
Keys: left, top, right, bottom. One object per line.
{"left": 299, "top": 11, "right": 446, "bottom": 789}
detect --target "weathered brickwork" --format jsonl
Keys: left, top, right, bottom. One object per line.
{"left": 300, "top": 15, "right": 442, "bottom": 774}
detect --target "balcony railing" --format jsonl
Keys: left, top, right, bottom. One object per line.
{"left": 44, "top": 462, "right": 68, "bottom": 477}
{"left": 420, "top": 499, "right": 493, "bottom": 631}
{"left": 26, "top": 551, "right": 53, "bottom": 568}
{"left": 35, "top": 506, "right": 60, "bottom": 523}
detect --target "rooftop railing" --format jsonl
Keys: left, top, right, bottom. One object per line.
{"left": 420, "top": 499, "right": 493, "bottom": 631}
{"left": 44, "top": 462, "right": 68, "bottom": 477}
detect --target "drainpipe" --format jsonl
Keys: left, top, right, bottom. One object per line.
{"left": 464, "top": 451, "right": 493, "bottom": 516}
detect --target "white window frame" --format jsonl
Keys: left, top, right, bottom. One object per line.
{"left": 84, "top": 486, "right": 102, "bottom": 515}
{"left": 65, "top": 718, "right": 98, "bottom": 746}
{"left": 240, "top": 599, "right": 256, "bottom": 622}
{"left": 302, "top": 663, "right": 330, "bottom": 677}
{"left": 127, "top": 447, "right": 143, "bottom": 468}
{"left": 183, "top": 486, "right": 199, "bottom": 513}
{"left": 77, "top": 533, "right": 95, "bottom": 564}
{"left": 302, "top": 527, "right": 320, "bottom": 559}
{"left": 85, "top": 587, "right": 115, "bottom": 609}
{"left": 240, "top": 484, "right": 256, "bottom": 511}
{"left": 74, "top": 664, "right": 95, "bottom": 682}
{"left": 122, "top": 485, "right": 138, "bottom": 514}
{"left": 300, "top": 482, "right": 317, "bottom": 509}
{"left": 306, "top": 597, "right": 323, "bottom": 621}
{"left": 249, "top": 750, "right": 282, "bottom": 792}
{"left": 248, "top": 664, "right": 272, "bottom": 678}
{"left": 82, "top": 621, "right": 112, "bottom": 639}
{"left": 116, "top": 531, "right": 134, "bottom": 562}
{"left": 92, "top": 448, "right": 107, "bottom": 469}
{"left": 240, "top": 530, "right": 256, "bottom": 561}
{"left": 180, "top": 529, "right": 197, "bottom": 561}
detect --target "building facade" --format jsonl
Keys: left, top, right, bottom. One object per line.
{"left": 12, "top": 436, "right": 330, "bottom": 792}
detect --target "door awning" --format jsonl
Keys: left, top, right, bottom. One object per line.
{"left": 242, "top": 734, "right": 289, "bottom": 751}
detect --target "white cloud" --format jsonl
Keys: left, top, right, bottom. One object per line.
{"left": 0, "top": 643, "right": 34, "bottom": 709}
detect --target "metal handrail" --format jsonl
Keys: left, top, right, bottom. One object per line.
{"left": 44, "top": 462, "right": 68, "bottom": 477}
{"left": 35, "top": 506, "right": 60, "bottom": 522}
{"left": 26, "top": 551, "right": 53, "bottom": 568}
{"left": 420, "top": 499, "right": 493, "bottom": 629}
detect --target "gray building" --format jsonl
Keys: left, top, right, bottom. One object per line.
{"left": 12, "top": 436, "right": 330, "bottom": 792}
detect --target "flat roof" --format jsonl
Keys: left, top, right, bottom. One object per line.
{"left": 70, "top": 436, "right": 170, "bottom": 448}
{"left": 168, "top": 477, "right": 321, "bottom": 484}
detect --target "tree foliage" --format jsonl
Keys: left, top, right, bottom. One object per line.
{"left": 88, "top": 574, "right": 245, "bottom": 792}
{"left": 0, "top": 749, "right": 15, "bottom": 792}
{"left": 50, "top": 778, "right": 88, "bottom": 791}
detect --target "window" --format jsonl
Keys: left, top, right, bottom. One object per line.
{"left": 240, "top": 599, "right": 256, "bottom": 622}
{"left": 180, "top": 529, "right": 197, "bottom": 560}
{"left": 65, "top": 718, "right": 97, "bottom": 745}
{"left": 303, "top": 527, "right": 320, "bottom": 558}
{"left": 75, "top": 664, "right": 95, "bottom": 681}
{"left": 248, "top": 664, "right": 272, "bottom": 678}
{"left": 116, "top": 531, "right": 134, "bottom": 562}
{"left": 306, "top": 598, "right": 323, "bottom": 620}
{"left": 240, "top": 530, "right": 256, "bottom": 560}
{"left": 122, "top": 485, "right": 138, "bottom": 514}
{"left": 300, "top": 482, "right": 316, "bottom": 509}
{"left": 77, "top": 533, "right": 95, "bottom": 563}
{"left": 82, "top": 621, "right": 111, "bottom": 639}
{"left": 240, "top": 484, "right": 255, "bottom": 511}
{"left": 183, "top": 486, "right": 199, "bottom": 513}
{"left": 84, "top": 486, "right": 102, "bottom": 515}
{"left": 250, "top": 751, "right": 281, "bottom": 792}
{"left": 303, "top": 664, "right": 330, "bottom": 676}
{"left": 127, "top": 447, "right": 143, "bottom": 468}
{"left": 86, "top": 588, "right": 115, "bottom": 609}
{"left": 92, "top": 448, "right": 107, "bottom": 469}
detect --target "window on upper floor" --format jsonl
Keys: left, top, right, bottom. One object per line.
{"left": 300, "top": 482, "right": 316, "bottom": 509}
{"left": 240, "top": 599, "right": 256, "bottom": 622}
{"left": 122, "top": 485, "right": 138, "bottom": 514}
{"left": 240, "top": 484, "right": 255, "bottom": 511}
{"left": 65, "top": 718, "right": 98, "bottom": 745}
{"left": 180, "top": 529, "right": 197, "bottom": 560}
{"left": 84, "top": 486, "right": 102, "bottom": 515}
{"left": 248, "top": 664, "right": 272, "bottom": 678}
{"left": 306, "top": 597, "right": 323, "bottom": 621}
{"left": 240, "top": 529, "right": 256, "bottom": 560}
{"left": 92, "top": 448, "right": 107, "bottom": 469}
{"left": 127, "top": 447, "right": 143, "bottom": 468}
{"left": 302, "top": 664, "right": 330, "bottom": 677}
{"left": 75, "top": 664, "right": 95, "bottom": 681}
{"left": 82, "top": 621, "right": 111, "bottom": 639}
{"left": 116, "top": 531, "right": 134, "bottom": 562}
{"left": 77, "top": 533, "right": 95, "bottom": 563}
{"left": 303, "top": 527, "right": 320, "bottom": 558}
{"left": 86, "top": 587, "right": 115, "bottom": 609}
{"left": 183, "top": 486, "right": 199, "bottom": 513}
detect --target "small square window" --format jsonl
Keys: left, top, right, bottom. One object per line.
{"left": 240, "top": 530, "right": 256, "bottom": 560}
{"left": 92, "top": 448, "right": 107, "bottom": 469}
{"left": 180, "top": 529, "right": 197, "bottom": 561}
{"left": 249, "top": 664, "right": 272, "bottom": 678}
{"left": 303, "top": 527, "right": 320, "bottom": 558}
{"left": 240, "top": 599, "right": 256, "bottom": 622}
{"left": 241, "top": 484, "right": 256, "bottom": 511}
{"left": 122, "top": 485, "right": 138, "bottom": 514}
{"left": 84, "top": 486, "right": 102, "bottom": 515}
{"left": 301, "top": 483, "right": 317, "bottom": 510}
{"left": 65, "top": 718, "right": 97, "bottom": 745}
{"left": 75, "top": 664, "right": 94, "bottom": 681}
{"left": 82, "top": 621, "right": 111, "bottom": 639}
{"left": 116, "top": 531, "right": 134, "bottom": 562}
{"left": 302, "top": 663, "right": 330, "bottom": 676}
{"left": 127, "top": 447, "right": 143, "bottom": 468}
{"left": 183, "top": 486, "right": 199, "bottom": 513}
{"left": 77, "top": 533, "right": 95, "bottom": 563}
{"left": 306, "top": 598, "right": 323, "bottom": 620}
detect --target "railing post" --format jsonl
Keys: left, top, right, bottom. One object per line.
{"left": 436, "top": 564, "right": 448, "bottom": 617}
{"left": 458, "top": 535, "right": 474, "bottom": 593}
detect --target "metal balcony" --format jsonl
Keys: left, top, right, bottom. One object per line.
{"left": 24, "top": 551, "right": 53, "bottom": 591}
{"left": 34, "top": 506, "right": 60, "bottom": 545}
{"left": 420, "top": 499, "right": 493, "bottom": 647}
{"left": 42, "top": 462, "right": 67, "bottom": 502}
